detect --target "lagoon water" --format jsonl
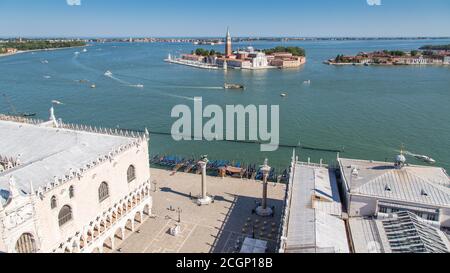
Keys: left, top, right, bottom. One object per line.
{"left": 1, "top": 39, "right": 449, "bottom": 171}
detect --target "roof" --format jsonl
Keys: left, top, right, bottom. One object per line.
{"left": 0, "top": 118, "right": 139, "bottom": 205}
{"left": 283, "top": 163, "right": 348, "bottom": 253}
{"left": 350, "top": 212, "right": 450, "bottom": 253}
{"left": 339, "top": 158, "right": 450, "bottom": 207}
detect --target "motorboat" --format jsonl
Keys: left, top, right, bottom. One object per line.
{"left": 224, "top": 83, "right": 245, "bottom": 90}
{"left": 414, "top": 155, "right": 436, "bottom": 164}
{"left": 104, "top": 70, "right": 113, "bottom": 77}
{"left": 280, "top": 93, "right": 288, "bottom": 97}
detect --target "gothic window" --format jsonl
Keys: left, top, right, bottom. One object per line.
{"left": 15, "top": 233, "right": 37, "bottom": 253}
{"left": 69, "top": 185, "right": 75, "bottom": 199}
{"left": 50, "top": 196, "right": 57, "bottom": 209}
{"left": 127, "top": 165, "right": 136, "bottom": 183}
{"left": 99, "top": 182, "right": 109, "bottom": 202}
{"left": 58, "top": 205, "right": 73, "bottom": 226}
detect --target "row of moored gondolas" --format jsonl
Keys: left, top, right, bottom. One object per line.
{"left": 150, "top": 155, "right": 289, "bottom": 183}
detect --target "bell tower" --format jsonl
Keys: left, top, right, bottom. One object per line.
{"left": 225, "top": 27, "right": 232, "bottom": 57}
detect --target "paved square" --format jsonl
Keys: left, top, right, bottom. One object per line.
{"left": 116, "top": 168, "right": 286, "bottom": 253}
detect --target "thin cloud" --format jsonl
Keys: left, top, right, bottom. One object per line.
{"left": 367, "top": 0, "right": 381, "bottom": 6}
{"left": 66, "top": 0, "right": 81, "bottom": 6}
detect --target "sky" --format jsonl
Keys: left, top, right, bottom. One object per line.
{"left": 1, "top": 0, "right": 450, "bottom": 37}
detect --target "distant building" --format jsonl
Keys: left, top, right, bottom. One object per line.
{"left": 0, "top": 111, "right": 152, "bottom": 253}
{"left": 249, "top": 52, "right": 269, "bottom": 68}
{"left": 269, "top": 52, "right": 306, "bottom": 68}
{"left": 338, "top": 154, "right": 450, "bottom": 228}
{"left": 5, "top": 48, "right": 18, "bottom": 54}
{"left": 181, "top": 54, "right": 205, "bottom": 62}
{"left": 278, "top": 158, "right": 349, "bottom": 253}
{"left": 444, "top": 56, "right": 450, "bottom": 65}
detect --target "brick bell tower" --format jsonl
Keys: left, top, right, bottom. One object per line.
{"left": 225, "top": 27, "right": 232, "bottom": 57}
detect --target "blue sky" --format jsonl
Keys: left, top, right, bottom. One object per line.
{"left": 1, "top": 0, "right": 450, "bottom": 37}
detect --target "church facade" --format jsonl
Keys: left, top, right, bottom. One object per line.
{"left": 0, "top": 111, "right": 152, "bottom": 253}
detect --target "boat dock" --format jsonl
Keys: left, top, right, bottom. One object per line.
{"left": 164, "top": 58, "right": 220, "bottom": 70}
{"left": 150, "top": 154, "right": 290, "bottom": 184}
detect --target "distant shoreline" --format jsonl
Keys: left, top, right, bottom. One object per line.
{"left": 0, "top": 45, "right": 87, "bottom": 59}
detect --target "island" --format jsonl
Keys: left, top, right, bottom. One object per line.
{"left": 325, "top": 45, "right": 450, "bottom": 66}
{"left": 165, "top": 28, "right": 306, "bottom": 70}
{"left": 0, "top": 39, "right": 87, "bottom": 57}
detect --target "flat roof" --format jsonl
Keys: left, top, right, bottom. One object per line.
{"left": 0, "top": 119, "right": 137, "bottom": 204}
{"left": 283, "top": 163, "right": 349, "bottom": 253}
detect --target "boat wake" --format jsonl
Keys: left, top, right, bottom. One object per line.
{"left": 104, "top": 70, "right": 139, "bottom": 87}
{"left": 402, "top": 150, "right": 436, "bottom": 164}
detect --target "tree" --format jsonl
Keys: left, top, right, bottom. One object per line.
{"left": 263, "top": 46, "right": 305, "bottom": 57}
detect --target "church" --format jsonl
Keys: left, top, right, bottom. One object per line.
{"left": 0, "top": 109, "right": 152, "bottom": 253}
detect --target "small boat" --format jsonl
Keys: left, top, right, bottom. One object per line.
{"left": 414, "top": 155, "right": 436, "bottom": 164}
{"left": 303, "top": 80, "right": 311, "bottom": 85}
{"left": 43, "top": 75, "right": 51, "bottom": 79}
{"left": 41, "top": 60, "right": 49, "bottom": 64}
{"left": 74, "top": 51, "right": 80, "bottom": 55}
{"left": 91, "top": 84, "right": 96, "bottom": 88}
{"left": 224, "top": 83, "right": 245, "bottom": 90}
{"left": 104, "top": 70, "right": 113, "bottom": 77}
{"left": 280, "top": 93, "right": 288, "bottom": 97}
{"left": 135, "top": 84, "right": 144, "bottom": 88}
{"left": 8, "top": 112, "right": 37, "bottom": 118}
{"left": 82, "top": 48, "right": 88, "bottom": 53}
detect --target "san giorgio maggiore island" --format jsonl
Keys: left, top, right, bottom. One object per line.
{"left": 165, "top": 28, "right": 306, "bottom": 70}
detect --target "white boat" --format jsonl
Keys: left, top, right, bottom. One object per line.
{"left": 41, "top": 60, "right": 49, "bottom": 64}
{"left": 134, "top": 84, "right": 144, "bottom": 88}
{"left": 303, "top": 80, "right": 311, "bottom": 85}
{"left": 224, "top": 83, "right": 245, "bottom": 90}
{"left": 104, "top": 70, "right": 113, "bottom": 77}
{"left": 280, "top": 93, "right": 288, "bottom": 97}
{"left": 74, "top": 51, "right": 80, "bottom": 55}
{"left": 414, "top": 155, "right": 436, "bottom": 164}
{"left": 82, "top": 48, "right": 88, "bottom": 53}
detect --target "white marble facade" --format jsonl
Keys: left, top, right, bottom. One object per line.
{"left": 0, "top": 112, "right": 152, "bottom": 253}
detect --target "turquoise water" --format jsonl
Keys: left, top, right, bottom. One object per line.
{"left": 1, "top": 39, "right": 449, "bottom": 171}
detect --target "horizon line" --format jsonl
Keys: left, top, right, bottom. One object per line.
{"left": 2, "top": 36, "right": 450, "bottom": 39}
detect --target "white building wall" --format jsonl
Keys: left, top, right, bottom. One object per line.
{"left": 440, "top": 208, "right": 450, "bottom": 228}
{"left": 33, "top": 141, "right": 150, "bottom": 252}
{"left": 348, "top": 195, "right": 377, "bottom": 217}
{"left": 0, "top": 194, "right": 40, "bottom": 253}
